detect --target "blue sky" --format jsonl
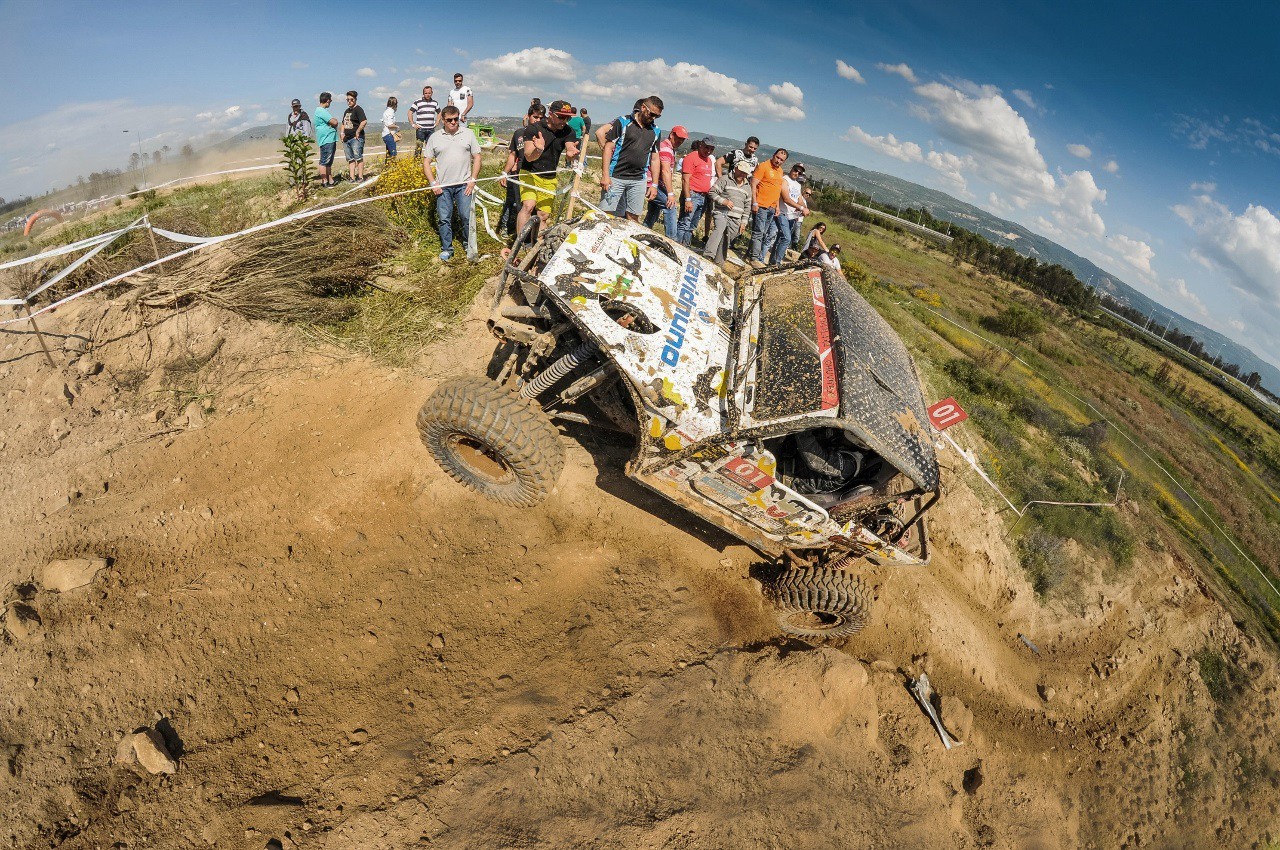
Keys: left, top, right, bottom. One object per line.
{"left": 3, "top": 0, "right": 1278, "bottom": 369}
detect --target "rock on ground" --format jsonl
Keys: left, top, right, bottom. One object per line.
{"left": 130, "top": 729, "right": 178, "bottom": 775}
{"left": 39, "top": 558, "right": 106, "bottom": 592}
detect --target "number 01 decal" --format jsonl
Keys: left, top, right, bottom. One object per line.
{"left": 927, "top": 397, "right": 969, "bottom": 430}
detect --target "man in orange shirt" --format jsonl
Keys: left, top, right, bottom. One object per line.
{"left": 749, "top": 147, "right": 789, "bottom": 266}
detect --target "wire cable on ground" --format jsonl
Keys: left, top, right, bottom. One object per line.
{"left": 913, "top": 300, "right": 1279, "bottom": 603}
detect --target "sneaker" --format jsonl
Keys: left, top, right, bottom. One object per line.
{"left": 466, "top": 252, "right": 479, "bottom": 262}
{"left": 439, "top": 250, "right": 453, "bottom": 262}
{"left": 750, "top": 260, "right": 766, "bottom": 269}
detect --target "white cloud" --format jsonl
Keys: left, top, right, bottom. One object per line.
{"left": 843, "top": 126, "right": 972, "bottom": 191}
{"left": 1067, "top": 143, "right": 1092, "bottom": 159}
{"left": 836, "top": 60, "right": 865, "bottom": 84}
{"left": 356, "top": 67, "right": 376, "bottom": 78}
{"left": 912, "top": 81, "right": 1055, "bottom": 201}
{"left": 255, "top": 111, "right": 270, "bottom": 122}
{"left": 1102, "top": 159, "right": 1119, "bottom": 174}
{"left": 1109, "top": 234, "right": 1155, "bottom": 276}
{"left": 842, "top": 126, "right": 922, "bottom": 162}
{"left": 473, "top": 47, "right": 575, "bottom": 84}
{"left": 1189, "top": 180, "right": 1216, "bottom": 192}
{"left": 576, "top": 59, "right": 805, "bottom": 121}
{"left": 1168, "top": 278, "right": 1209, "bottom": 317}
{"left": 769, "top": 81, "right": 804, "bottom": 109}
{"left": 368, "top": 85, "right": 401, "bottom": 100}
{"left": 925, "top": 150, "right": 975, "bottom": 191}
{"left": 224, "top": 105, "right": 242, "bottom": 118}
{"left": 1012, "top": 89, "right": 1038, "bottom": 110}
{"left": 1174, "top": 195, "right": 1280, "bottom": 315}
{"left": 1053, "top": 169, "right": 1106, "bottom": 238}
{"left": 291, "top": 61, "right": 308, "bottom": 70}
{"left": 398, "top": 78, "right": 413, "bottom": 88}
{"left": 876, "top": 62, "right": 918, "bottom": 83}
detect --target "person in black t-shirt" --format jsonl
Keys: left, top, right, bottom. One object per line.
{"left": 500, "top": 102, "right": 546, "bottom": 235}
{"left": 340, "top": 90, "right": 369, "bottom": 182}
{"left": 516, "top": 99, "right": 580, "bottom": 234}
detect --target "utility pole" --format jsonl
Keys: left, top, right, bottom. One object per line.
{"left": 123, "top": 129, "right": 147, "bottom": 190}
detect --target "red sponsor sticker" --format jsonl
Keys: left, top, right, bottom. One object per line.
{"left": 927, "top": 397, "right": 969, "bottom": 430}
{"left": 720, "top": 456, "right": 775, "bottom": 491}
{"left": 808, "top": 269, "right": 839, "bottom": 409}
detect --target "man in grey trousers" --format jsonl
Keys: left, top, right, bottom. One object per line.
{"left": 703, "top": 159, "right": 754, "bottom": 265}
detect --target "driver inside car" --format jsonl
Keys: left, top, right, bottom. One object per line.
{"left": 783, "top": 428, "right": 869, "bottom": 495}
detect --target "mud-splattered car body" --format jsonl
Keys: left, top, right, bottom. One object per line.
{"left": 488, "top": 214, "right": 940, "bottom": 567}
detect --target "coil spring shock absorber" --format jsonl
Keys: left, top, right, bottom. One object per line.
{"left": 520, "top": 341, "right": 597, "bottom": 399}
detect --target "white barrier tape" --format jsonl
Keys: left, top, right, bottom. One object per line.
{"left": 148, "top": 226, "right": 223, "bottom": 245}
{"left": 1, "top": 168, "right": 568, "bottom": 328}
{"left": 473, "top": 198, "right": 500, "bottom": 241}
{"left": 0, "top": 225, "right": 138, "bottom": 271}
{"left": 24, "top": 221, "right": 139, "bottom": 302}
{"left": 914, "top": 301, "right": 1280, "bottom": 601}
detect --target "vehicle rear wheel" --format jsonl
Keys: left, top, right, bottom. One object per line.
{"left": 766, "top": 565, "right": 873, "bottom": 639}
{"left": 418, "top": 376, "right": 565, "bottom": 507}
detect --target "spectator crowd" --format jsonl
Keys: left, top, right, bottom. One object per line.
{"left": 285, "top": 74, "right": 839, "bottom": 269}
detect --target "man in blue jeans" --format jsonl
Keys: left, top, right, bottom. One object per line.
{"left": 424, "top": 105, "right": 482, "bottom": 261}
{"left": 642, "top": 125, "right": 687, "bottom": 238}
{"left": 772, "top": 162, "right": 808, "bottom": 264}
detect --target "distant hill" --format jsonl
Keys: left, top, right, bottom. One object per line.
{"left": 184, "top": 122, "right": 1275, "bottom": 392}
{"left": 687, "top": 132, "right": 1280, "bottom": 393}
{"left": 207, "top": 124, "right": 289, "bottom": 152}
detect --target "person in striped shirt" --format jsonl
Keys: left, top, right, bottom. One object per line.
{"left": 409, "top": 85, "right": 439, "bottom": 157}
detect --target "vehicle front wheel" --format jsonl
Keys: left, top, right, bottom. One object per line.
{"left": 418, "top": 377, "right": 565, "bottom": 507}
{"left": 766, "top": 565, "right": 873, "bottom": 639}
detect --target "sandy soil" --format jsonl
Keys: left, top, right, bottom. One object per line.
{"left": 3, "top": 282, "right": 1280, "bottom": 849}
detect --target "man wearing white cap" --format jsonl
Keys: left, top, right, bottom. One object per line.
{"left": 704, "top": 158, "right": 754, "bottom": 265}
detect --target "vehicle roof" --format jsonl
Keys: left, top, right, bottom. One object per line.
{"left": 819, "top": 266, "right": 940, "bottom": 492}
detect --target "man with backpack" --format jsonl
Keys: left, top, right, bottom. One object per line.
{"left": 596, "top": 96, "right": 663, "bottom": 221}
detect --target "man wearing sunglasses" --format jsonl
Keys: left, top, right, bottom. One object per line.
{"left": 516, "top": 99, "right": 580, "bottom": 235}
{"left": 596, "top": 96, "right": 663, "bottom": 221}
{"left": 449, "top": 74, "right": 473, "bottom": 126}
{"left": 424, "top": 105, "right": 482, "bottom": 261}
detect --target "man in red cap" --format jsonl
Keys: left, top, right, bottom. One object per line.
{"left": 643, "top": 124, "right": 688, "bottom": 238}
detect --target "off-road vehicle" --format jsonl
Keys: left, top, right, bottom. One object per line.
{"left": 418, "top": 215, "right": 941, "bottom": 638}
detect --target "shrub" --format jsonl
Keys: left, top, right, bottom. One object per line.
{"left": 280, "top": 134, "right": 317, "bottom": 202}
{"left": 982, "top": 303, "right": 1045, "bottom": 341}
{"left": 1018, "top": 528, "right": 1069, "bottom": 596}
{"left": 375, "top": 155, "right": 436, "bottom": 237}
{"left": 942, "top": 358, "right": 1019, "bottom": 406}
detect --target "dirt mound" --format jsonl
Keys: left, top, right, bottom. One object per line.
{"left": 2, "top": 281, "right": 1279, "bottom": 848}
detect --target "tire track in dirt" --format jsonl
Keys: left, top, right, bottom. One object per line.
{"left": 4, "top": 293, "right": 1280, "bottom": 848}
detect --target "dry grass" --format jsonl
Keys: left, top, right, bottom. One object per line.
{"left": 140, "top": 205, "right": 400, "bottom": 323}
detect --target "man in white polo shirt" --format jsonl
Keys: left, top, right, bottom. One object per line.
{"left": 424, "top": 105, "right": 482, "bottom": 262}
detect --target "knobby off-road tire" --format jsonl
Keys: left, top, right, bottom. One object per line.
{"left": 766, "top": 566, "right": 874, "bottom": 639}
{"left": 418, "top": 377, "right": 565, "bottom": 508}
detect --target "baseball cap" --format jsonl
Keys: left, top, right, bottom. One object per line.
{"left": 291, "top": 98, "right": 301, "bottom": 107}
{"left": 792, "top": 162, "right": 807, "bottom": 173}
{"left": 671, "top": 125, "right": 688, "bottom": 139}
{"left": 733, "top": 159, "right": 752, "bottom": 174}
{"left": 549, "top": 99, "right": 574, "bottom": 117}
{"left": 699, "top": 136, "right": 716, "bottom": 148}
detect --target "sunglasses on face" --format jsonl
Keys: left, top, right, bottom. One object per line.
{"left": 443, "top": 117, "right": 460, "bottom": 123}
